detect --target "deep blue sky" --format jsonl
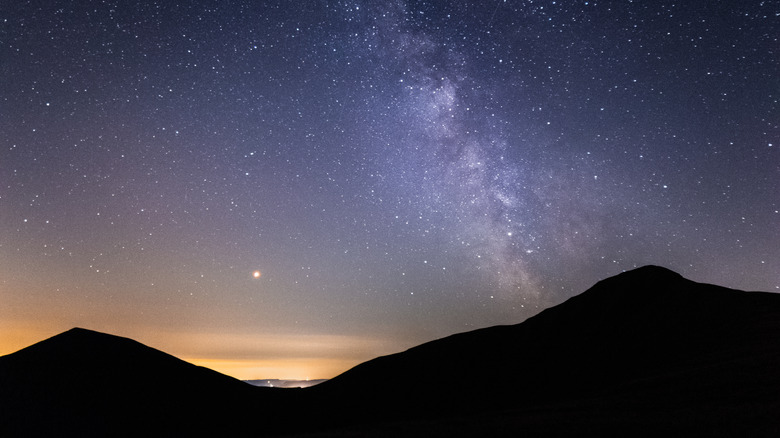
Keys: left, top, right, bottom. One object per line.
{"left": 1, "top": 0, "right": 777, "bottom": 379}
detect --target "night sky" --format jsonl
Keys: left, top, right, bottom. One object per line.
{"left": 2, "top": 1, "right": 778, "bottom": 379}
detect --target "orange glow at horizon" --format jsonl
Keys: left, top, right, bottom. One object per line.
{"left": 187, "top": 357, "right": 358, "bottom": 381}
{"left": 0, "top": 321, "right": 405, "bottom": 382}
{"left": 176, "top": 331, "right": 401, "bottom": 380}
{"left": 0, "top": 332, "right": 355, "bottom": 381}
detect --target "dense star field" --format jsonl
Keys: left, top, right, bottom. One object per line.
{"left": 1, "top": 1, "right": 778, "bottom": 379}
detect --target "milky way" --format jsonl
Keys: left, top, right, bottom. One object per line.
{"left": 1, "top": 0, "right": 777, "bottom": 379}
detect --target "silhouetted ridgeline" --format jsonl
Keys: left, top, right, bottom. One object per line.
{"left": 0, "top": 328, "right": 299, "bottom": 436}
{"left": 2, "top": 266, "right": 779, "bottom": 437}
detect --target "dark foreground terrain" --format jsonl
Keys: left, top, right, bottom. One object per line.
{"left": 2, "top": 266, "right": 780, "bottom": 436}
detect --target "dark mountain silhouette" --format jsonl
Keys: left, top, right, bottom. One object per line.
{"left": 2, "top": 266, "right": 780, "bottom": 436}
{"left": 307, "top": 265, "right": 780, "bottom": 435}
{"left": 0, "top": 327, "right": 298, "bottom": 437}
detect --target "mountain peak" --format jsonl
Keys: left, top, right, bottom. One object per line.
{"left": 593, "top": 264, "right": 685, "bottom": 291}
{"left": 534, "top": 265, "right": 740, "bottom": 336}
{"left": 562, "top": 265, "right": 689, "bottom": 309}
{"left": 612, "top": 265, "right": 690, "bottom": 291}
{"left": 0, "top": 327, "right": 264, "bottom": 436}
{"left": 64, "top": 326, "right": 100, "bottom": 334}
{"left": 616, "top": 264, "right": 683, "bottom": 280}
{"left": 57, "top": 326, "right": 130, "bottom": 342}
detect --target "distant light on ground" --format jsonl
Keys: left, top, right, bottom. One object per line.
{"left": 244, "top": 379, "right": 327, "bottom": 388}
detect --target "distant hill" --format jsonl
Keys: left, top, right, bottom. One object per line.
{"left": 0, "top": 327, "right": 296, "bottom": 437}
{"left": 2, "top": 266, "right": 780, "bottom": 436}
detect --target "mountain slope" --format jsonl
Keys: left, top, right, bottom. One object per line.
{"left": 0, "top": 328, "right": 291, "bottom": 436}
{"left": 309, "top": 265, "right": 780, "bottom": 434}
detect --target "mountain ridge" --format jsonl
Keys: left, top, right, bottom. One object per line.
{"left": 0, "top": 325, "right": 292, "bottom": 436}
{"left": 308, "top": 265, "right": 780, "bottom": 432}
{"left": 2, "top": 265, "right": 779, "bottom": 436}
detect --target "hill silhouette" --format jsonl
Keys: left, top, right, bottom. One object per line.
{"left": 307, "top": 265, "right": 780, "bottom": 435}
{"left": 0, "top": 327, "right": 297, "bottom": 436}
{"left": 2, "top": 266, "right": 780, "bottom": 436}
